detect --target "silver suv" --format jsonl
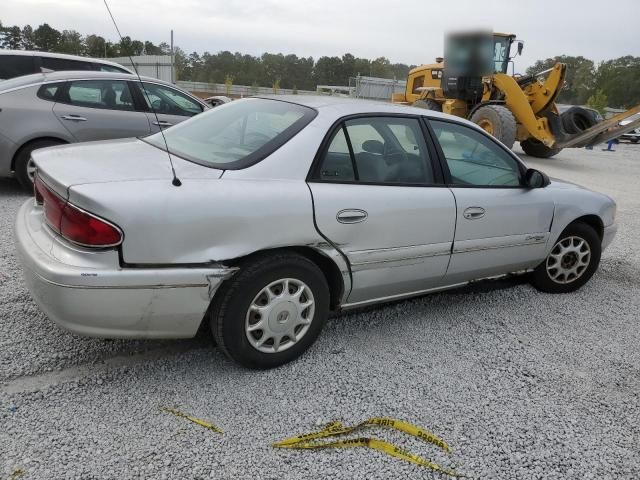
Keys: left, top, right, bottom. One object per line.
{"left": 0, "top": 70, "right": 208, "bottom": 189}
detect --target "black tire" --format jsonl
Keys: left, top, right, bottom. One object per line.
{"left": 14, "top": 139, "right": 65, "bottom": 191}
{"left": 631, "top": 138, "right": 639, "bottom": 144}
{"left": 560, "top": 107, "right": 598, "bottom": 135}
{"left": 413, "top": 99, "right": 442, "bottom": 112}
{"left": 520, "top": 138, "right": 562, "bottom": 158}
{"left": 210, "top": 252, "right": 329, "bottom": 369}
{"left": 469, "top": 105, "right": 517, "bottom": 149}
{"left": 529, "top": 223, "right": 602, "bottom": 294}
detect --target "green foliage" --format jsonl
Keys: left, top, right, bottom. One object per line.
{"left": 586, "top": 89, "right": 608, "bottom": 114}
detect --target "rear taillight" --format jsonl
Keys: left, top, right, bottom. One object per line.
{"left": 34, "top": 175, "right": 123, "bottom": 248}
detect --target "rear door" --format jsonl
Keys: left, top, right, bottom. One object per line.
{"left": 133, "top": 82, "right": 205, "bottom": 131}
{"left": 308, "top": 115, "right": 456, "bottom": 305}
{"left": 53, "top": 79, "right": 151, "bottom": 142}
{"left": 428, "top": 118, "right": 555, "bottom": 283}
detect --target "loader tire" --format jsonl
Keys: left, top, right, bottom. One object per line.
{"left": 469, "top": 105, "right": 517, "bottom": 149}
{"left": 520, "top": 138, "right": 562, "bottom": 158}
{"left": 413, "top": 99, "right": 442, "bottom": 112}
{"left": 561, "top": 107, "right": 598, "bottom": 135}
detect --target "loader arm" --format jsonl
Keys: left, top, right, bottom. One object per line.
{"left": 492, "top": 73, "right": 557, "bottom": 146}
{"left": 523, "top": 63, "right": 567, "bottom": 114}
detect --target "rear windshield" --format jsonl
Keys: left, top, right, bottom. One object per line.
{"left": 143, "top": 98, "right": 317, "bottom": 169}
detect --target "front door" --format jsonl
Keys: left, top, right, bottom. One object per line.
{"left": 428, "top": 119, "right": 555, "bottom": 283}
{"left": 134, "top": 82, "right": 204, "bottom": 132}
{"left": 308, "top": 115, "right": 456, "bottom": 305}
{"left": 53, "top": 79, "right": 151, "bottom": 142}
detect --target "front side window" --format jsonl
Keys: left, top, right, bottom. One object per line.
{"left": 412, "top": 75, "right": 425, "bottom": 94}
{"left": 430, "top": 120, "right": 522, "bottom": 187}
{"left": 314, "top": 116, "right": 435, "bottom": 185}
{"left": 62, "top": 80, "right": 135, "bottom": 111}
{"left": 143, "top": 98, "right": 316, "bottom": 169}
{"left": 0, "top": 55, "right": 37, "bottom": 80}
{"left": 138, "top": 83, "right": 203, "bottom": 116}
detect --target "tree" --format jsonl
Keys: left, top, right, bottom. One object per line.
{"left": 33, "top": 23, "right": 61, "bottom": 52}
{"left": 586, "top": 89, "right": 607, "bottom": 114}
{"left": 21, "top": 25, "right": 35, "bottom": 50}
{"left": 0, "top": 25, "right": 23, "bottom": 49}
{"left": 57, "top": 29, "right": 84, "bottom": 55}
{"left": 85, "top": 34, "right": 107, "bottom": 57}
{"left": 593, "top": 56, "right": 640, "bottom": 108}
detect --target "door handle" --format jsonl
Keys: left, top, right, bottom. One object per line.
{"left": 61, "top": 115, "right": 87, "bottom": 121}
{"left": 463, "top": 207, "right": 485, "bottom": 220}
{"left": 336, "top": 209, "right": 368, "bottom": 224}
{"left": 152, "top": 121, "right": 173, "bottom": 127}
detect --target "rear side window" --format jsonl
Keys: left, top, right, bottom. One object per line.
{"left": 0, "top": 55, "right": 37, "bottom": 80}
{"left": 37, "top": 82, "right": 65, "bottom": 101}
{"left": 40, "top": 57, "right": 94, "bottom": 72}
{"left": 96, "top": 64, "right": 129, "bottom": 73}
{"left": 61, "top": 80, "right": 135, "bottom": 111}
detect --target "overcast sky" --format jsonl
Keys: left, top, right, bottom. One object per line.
{"left": 3, "top": 0, "right": 639, "bottom": 71}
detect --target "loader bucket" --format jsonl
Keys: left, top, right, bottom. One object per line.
{"left": 556, "top": 103, "right": 640, "bottom": 149}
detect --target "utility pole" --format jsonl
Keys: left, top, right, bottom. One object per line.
{"left": 170, "top": 29, "right": 174, "bottom": 83}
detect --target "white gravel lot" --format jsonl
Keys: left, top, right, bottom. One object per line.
{"left": 1, "top": 143, "right": 639, "bottom": 479}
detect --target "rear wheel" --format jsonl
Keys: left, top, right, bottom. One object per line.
{"left": 210, "top": 252, "right": 329, "bottom": 369}
{"left": 14, "top": 139, "right": 65, "bottom": 191}
{"left": 469, "top": 105, "right": 517, "bottom": 149}
{"left": 412, "top": 99, "right": 442, "bottom": 112}
{"left": 631, "top": 138, "right": 639, "bottom": 144}
{"left": 530, "top": 223, "right": 601, "bottom": 293}
{"left": 520, "top": 138, "right": 562, "bottom": 158}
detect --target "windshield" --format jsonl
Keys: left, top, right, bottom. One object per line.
{"left": 0, "top": 73, "right": 45, "bottom": 92}
{"left": 143, "top": 98, "right": 316, "bottom": 169}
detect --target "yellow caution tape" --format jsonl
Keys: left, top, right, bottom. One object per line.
{"left": 161, "top": 407, "right": 223, "bottom": 434}
{"left": 273, "top": 417, "right": 462, "bottom": 477}
{"left": 9, "top": 469, "right": 25, "bottom": 480}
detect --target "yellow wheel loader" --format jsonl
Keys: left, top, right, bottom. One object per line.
{"left": 392, "top": 31, "right": 640, "bottom": 158}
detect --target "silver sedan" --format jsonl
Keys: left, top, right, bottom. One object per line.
{"left": 15, "top": 96, "right": 617, "bottom": 368}
{"left": 0, "top": 70, "right": 208, "bottom": 189}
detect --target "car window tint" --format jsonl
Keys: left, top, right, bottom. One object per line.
{"left": 63, "top": 80, "right": 135, "bottom": 111}
{"left": 342, "top": 117, "right": 434, "bottom": 184}
{"left": 40, "top": 57, "right": 93, "bottom": 72}
{"left": 140, "top": 83, "right": 203, "bottom": 116}
{"left": 37, "top": 82, "right": 64, "bottom": 101}
{"left": 430, "top": 120, "right": 521, "bottom": 186}
{"left": 98, "top": 64, "right": 129, "bottom": 73}
{"left": 0, "top": 55, "right": 37, "bottom": 80}
{"left": 317, "top": 128, "right": 355, "bottom": 182}
{"left": 143, "top": 98, "right": 315, "bottom": 168}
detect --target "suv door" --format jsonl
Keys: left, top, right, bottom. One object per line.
{"left": 52, "top": 79, "right": 151, "bottom": 141}
{"left": 428, "top": 119, "right": 555, "bottom": 283}
{"left": 134, "top": 82, "right": 204, "bottom": 131}
{"left": 308, "top": 116, "right": 456, "bottom": 305}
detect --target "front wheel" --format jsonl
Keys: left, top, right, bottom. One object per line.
{"left": 210, "top": 252, "right": 329, "bottom": 369}
{"left": 529, "top": 223, "right": 601, "bottom": 293}
{"left": 520, "top": 138, "right": 562, "bottom": 158}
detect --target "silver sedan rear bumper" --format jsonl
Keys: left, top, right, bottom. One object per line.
{"left": 14, "top": 200, "right": 235, "bottom": 339}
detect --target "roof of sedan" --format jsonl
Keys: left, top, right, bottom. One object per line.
{"left": 260, "top": 94, "right": 465, "bottom": 122}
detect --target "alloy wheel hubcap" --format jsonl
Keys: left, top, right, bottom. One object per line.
{"left": 26, "top": 158, "right": 37, "bottom": 183}
{"left": 546, "top": 236, "right": 591, "bottom": 284}
{"left": 245, "top": 278, "right": 315, "bottom": 353}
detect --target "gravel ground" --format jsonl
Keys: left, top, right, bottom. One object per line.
{"left": 1, "top": 143, "right": 639, "bottom": 479}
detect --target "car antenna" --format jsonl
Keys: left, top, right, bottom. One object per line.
{"left": 103, "top": 0, "right": 181, "bottom": 186}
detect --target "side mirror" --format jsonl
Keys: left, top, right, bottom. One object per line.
{"left": 525, "top": 168, "right": 550, "bottom": 188}
{"left": 517, "top": 41, "right": 524, "bottom": 56}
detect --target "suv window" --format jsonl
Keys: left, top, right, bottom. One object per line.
{"left": 95, "top": 64, "right": 130, "bottom": 73}
{"left": 430, "top": 120, "right": 522, "bottom": 186}
{"left": 40, "top": 57, "right": 94, "bottom": 72}
{"left": 0, "top": 55, "right": 37, "bottom": 80}
{"left": 138, "top": 83, "right": 203, "bottom": 116}
{"left": 315, "top": 116, "right": 435, "bottom": 185}
{"left": 61, "top": 80, "right": 135, "bottom": 111}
